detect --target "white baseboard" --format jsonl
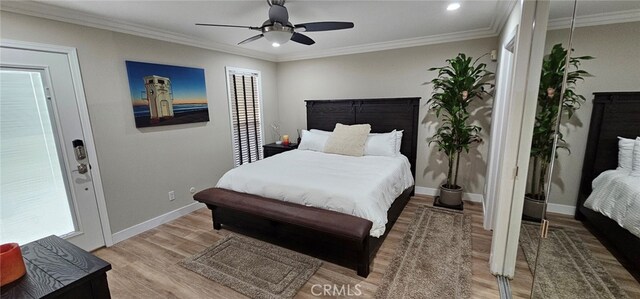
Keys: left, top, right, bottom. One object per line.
{"left": 546, "top": 203, "right": 576, "bottom": 216}
{"left": 111, "top": 202, "right": 206, "bottom": 244}
{"left": 415, "top": 186, "right": 484, "bottom": 203}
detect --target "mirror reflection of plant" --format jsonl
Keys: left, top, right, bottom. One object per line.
{"left": 427, "top": 53, "right": 494, "bottom": 189}
{"left": 528, "top": 44, "right": 594, "bottom": 200}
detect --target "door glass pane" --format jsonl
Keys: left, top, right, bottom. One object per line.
{"left": 0, "top": 69, "right": 75, "bottom": 245}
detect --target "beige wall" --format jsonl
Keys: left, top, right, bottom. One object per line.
{"left": 545, "top": 21, "right": 640, "bottom": 206}
{"left": 276, "top": 38, "right": 499, "bottom": 194}
{"left": 0, "top": 11, "right": 279, "bottom": 233}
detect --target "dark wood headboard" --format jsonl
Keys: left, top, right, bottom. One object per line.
{"left": 305, "top": 97, "right": 420, "bottom": 179}
{"left": 578, "top": 92, "right": 640, "bottom": 208}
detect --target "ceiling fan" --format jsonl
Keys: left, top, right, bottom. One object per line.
{"left": 196, "top": 0, "right": 354, "bottom": 47}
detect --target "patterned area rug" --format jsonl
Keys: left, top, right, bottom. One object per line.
{"left": 375, "top": 206, "right": 472, "bottom": 298}
{"left": 519, "top": 223, "right": 629, "bottom": 299}
{"left": 180, "top": 234, "right": 321, "bottom": 299}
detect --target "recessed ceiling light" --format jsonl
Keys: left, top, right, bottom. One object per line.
{"left": 447, "top": 3, "right": 461, "bottom": 11}
{"left": 272, "top": 42, "right": 281, "bottom": 47}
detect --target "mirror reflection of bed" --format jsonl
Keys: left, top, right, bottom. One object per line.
{"left": 511, "top": 1, "right": 640, "bottom": 297}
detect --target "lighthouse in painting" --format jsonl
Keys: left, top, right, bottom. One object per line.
{"left": 144, "top": 75, "right": 174, "bottom": 123}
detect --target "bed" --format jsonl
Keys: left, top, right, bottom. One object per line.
{"left": 576, "top": 91, "right": 640, "bottom": 280}
{"left": 194, "top": 97, "right": 420, "bottom": 277}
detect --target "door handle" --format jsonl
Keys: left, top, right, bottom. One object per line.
{"left": 72, "top": 139, "right": 88, "bottom": 174}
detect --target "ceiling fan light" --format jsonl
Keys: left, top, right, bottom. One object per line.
{"left": 447, "top": 3, "right": 461, "bottom": 11}
{"left": 263, "top": 30, "right": 293, "bottom": 45}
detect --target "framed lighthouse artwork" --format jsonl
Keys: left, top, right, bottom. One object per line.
{"left": 125, "top": 61, "right": 209, "bottom": 128}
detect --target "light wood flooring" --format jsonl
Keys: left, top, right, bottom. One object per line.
{"left": 94, "top": 195, "right": 639, "bottom": 298}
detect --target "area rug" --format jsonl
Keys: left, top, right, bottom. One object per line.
{"left": 180, "top": 234, "right": 321, "bottom": 299}
{"left": 375, "top": 206, "right": 472, "bottom": 299}
{"left": 519, "top": 223, "right": 629, "bottom": 299}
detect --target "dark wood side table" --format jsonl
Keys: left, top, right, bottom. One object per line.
{"left": 263, "top": 143, "right": 298, "bottom": 158}
{"left": 0, "top": 235, "right": 111, "bottom": 299}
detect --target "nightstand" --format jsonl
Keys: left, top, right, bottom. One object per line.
{"left": 263, "top": 143, "right": 298, "bottom": 158}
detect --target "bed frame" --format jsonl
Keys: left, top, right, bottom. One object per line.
{"left": 576, "top": 92, "right": 640, "bottom": 280}
{"left": 201, "top": 97, "right": 420, "bottom": 277}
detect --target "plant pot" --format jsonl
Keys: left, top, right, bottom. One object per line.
{"left": 523, "top": 194, "right": 545, "bottom": 221}
{"left": 439, "top": 184, "right": 463, "bottom": 206}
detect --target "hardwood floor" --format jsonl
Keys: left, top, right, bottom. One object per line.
{"left": 94, "top": 196, "right": 639, "bottom": 298}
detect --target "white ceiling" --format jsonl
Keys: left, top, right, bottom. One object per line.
{"left": 2, "top": 1, "right": 639, "bottom": 61}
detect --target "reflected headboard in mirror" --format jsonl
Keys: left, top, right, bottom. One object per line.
{"left": 576, "top": 91, "right": 640, "bottom": 278}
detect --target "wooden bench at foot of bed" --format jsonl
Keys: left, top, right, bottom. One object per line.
{"left": 194, "top": 188, "right": 376, "bottom": 277}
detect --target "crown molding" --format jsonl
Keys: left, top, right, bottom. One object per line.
{"left": 0, "top": 1, "right": 278, "bottom": 62}
{"left": 3, "top": 1, "right": 636, "bottom": 63}
{"left": 275, "top": 27, "right": 498, "bottom": 62}
{"left": 547, "top": 9, "right": 640, "bottom": 30}
{"left": 1, "top": 0, "right": 516, "bottom": 63}
{"left": 275, "top": 0, "right": 516, "bottom": 62}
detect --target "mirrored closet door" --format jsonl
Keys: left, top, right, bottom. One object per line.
{"left": 517, "top": 0, "right": 640, "bottom": 298}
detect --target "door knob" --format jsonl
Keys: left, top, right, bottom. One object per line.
{"left": 77, "top": 163, "right": 88, "bottom": 174}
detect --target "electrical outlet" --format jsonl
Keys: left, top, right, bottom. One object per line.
{"left": 168, "top": 191, "right": 175, "bottom": 201}
{"left": 189, "top": 187, "right": 196, "bottom": 194}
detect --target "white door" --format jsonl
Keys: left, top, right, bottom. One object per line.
{"left": 0, "top": 45, "right": 106, "bottom": 250}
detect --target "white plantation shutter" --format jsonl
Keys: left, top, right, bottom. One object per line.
{"left": 227, "top": 68, "right": 263, "bottom": 167}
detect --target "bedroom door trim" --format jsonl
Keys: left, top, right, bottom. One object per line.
{"left": 1, "top": 39, "right": 113, "bottom": 247}
{"left": 488, "top": 0, "right": 550, "bottom": 277}
{"left": 484, "top": 26, "right": 518, "bottom": 231}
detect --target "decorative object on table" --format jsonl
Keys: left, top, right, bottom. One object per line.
{"left": 426, "top": 53, "right": 494, "bottom": 210}
{"left": 0, "top": 243, "right": 26, "bottom": 286}
{"left": 523, "top": 44, "right": 593, "bottom": 220}
{"left": 270, "top": 122, "right": 281, "bottom": 141}
{"left": 195, "top": 0, "right": 354, "bottom": 47}
{"left": 375, "top": 206, "right": 472, "bottom": 298}
{"left": 0, "top": 235, "right": 112, "bottom": 297}
{"left": 519, "top": 223, "right": 627, "bottom": 299}
{"left": 282, "top": 134, "right": 290, "bottom": 146}
{"left": 180, "top": 234, "right": 321, "bottom": 299}
{"left": 125, "top": 61, "right": 209, "bottom": 128}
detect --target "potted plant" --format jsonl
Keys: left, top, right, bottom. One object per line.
{"left": 427, "top": 53, "right": 493, "bottom": 208}
{"left": 523, "top": 44, "right": 593, "bottom": 220}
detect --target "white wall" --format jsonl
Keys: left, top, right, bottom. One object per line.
{"left": 0, "top": 11, "right": 279, "bottom": 233}
{"left": 276, "top": 38, "right": 498, "bottom": 195}
{"left": 544, "top": 21, "right": 640, "bottom": 207}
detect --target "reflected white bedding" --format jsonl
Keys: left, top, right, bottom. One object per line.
{"left": 216, "top": 149, "right": 414, "bottom": 237}
{"left": 584, "top": 169, "right": 640, "bottom": 238}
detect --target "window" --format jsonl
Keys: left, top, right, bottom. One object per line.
{"left": 226, "top": 68, "right": 264, "bottom": 167}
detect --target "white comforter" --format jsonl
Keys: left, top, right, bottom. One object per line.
{"left": 216, "top": 150, "right": 414, "bottom": 237}
{"left": 584, "top": 169, "right": 640, "bottom": 238}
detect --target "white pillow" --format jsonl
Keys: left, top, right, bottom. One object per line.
{"left": 631, "top": 137, "right": 640, "bottom": 176}
{"left": 395, "top": 130, "right": 404, "bottom": 153}
{"left": 618, "top": 137, "right": 636, "bottom": 171}
{"left": 324, "top": 123, "right": 371, "bottom": 157}
{"left": 364, "top": 131, "right": 397, "bottom": 157}
{"left": 312, "top": 128, "right": 404, "bottom": 155}
{"left": 310, "top": 129, "right": 332, "bottom": 135}
{"left": 298, "top": 130, "right": 329, "bottom": 152}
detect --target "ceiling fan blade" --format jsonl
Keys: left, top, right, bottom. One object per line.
{"left": 290, "top": 32, "right": 315, "bottom": 45}
{"left": 294, "top": 21, "right": 354, "bottom": 32}
{"left": 196, "top": 23, "right": 260, "bottom": 30}
{"left": 238, "top": 34, "right": 264, "bottom": 45}
{"left": 268, "top": 4, "right": 289, "bottom": 24}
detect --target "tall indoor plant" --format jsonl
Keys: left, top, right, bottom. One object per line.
{"left": 523, "top": 44, "right": 593, "bottom": 219}
{"left": 427, "top": 53, "right": 493, "bottom": 208}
